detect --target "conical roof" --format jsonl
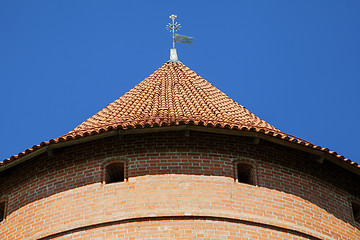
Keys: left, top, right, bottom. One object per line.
{"left": 65, "top": 62, "right": 279, "bottom": 136}
{"left": 2, "top": 61, "right": 357, "bottom": 173}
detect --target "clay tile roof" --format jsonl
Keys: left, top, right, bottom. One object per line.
{"left": 2, "top": 61, "right": 358, "bottom": 172}
{"left": 65, "top": 62, "right": 279, "bottom": 136}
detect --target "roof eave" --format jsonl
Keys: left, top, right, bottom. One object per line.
{"left": 1, "top": 125, "right": 359, "bottom": 176}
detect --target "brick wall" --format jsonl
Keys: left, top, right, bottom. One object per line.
{"left": 0, "top": 130, "right": 359, "bottom": 239}
{"left": 50, "top": 218, "right": 315, "bottom": 240}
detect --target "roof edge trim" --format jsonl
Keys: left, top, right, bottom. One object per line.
{"left": 1, "top": 125, "right": 359, "bottom": 175}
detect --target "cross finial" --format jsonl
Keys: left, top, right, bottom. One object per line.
{"left": 166, "top": 14, "right": 181, "bottom": 49}
{"left": 169, "top": 14, "right": 177, "bottom": 22}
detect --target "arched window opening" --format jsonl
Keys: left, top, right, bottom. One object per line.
{"left": 236, "top": 163, "right": 255, "bottom": 185}
{"left": 105, "top": 162, "right": 125, "bottom": 184}
{"left": 352, "top": 202, "right": 360, "bottom": 224}
{"left": 0, "top": 201, "right": 5, "bottom": 222}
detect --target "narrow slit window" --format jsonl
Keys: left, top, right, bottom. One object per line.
{"left": 0, "top": 201, "right": 5, "bottom": 222}
{"left": 352, "top": 202, "right": 360, "bottom": 223}
{"left": 105, "top": 162, "right": 125, "bottom": 184}
{"left": 236, "top": 163, "right": 254, "bottom": 185}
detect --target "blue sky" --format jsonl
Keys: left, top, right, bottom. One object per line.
{"left": 1, "top": 1, "right": 359, "bottom": 163}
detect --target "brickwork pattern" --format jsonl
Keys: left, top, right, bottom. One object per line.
{"left": 50, "top": 218, "right": 313, "bottom": 240}
{"left": 0, "top": 131, "right": 359, "bottom": 239}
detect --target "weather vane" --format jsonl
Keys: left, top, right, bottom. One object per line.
{"left": 166, "top": 14, "right": 193, "bottom": 49}
{"left": 166, "top": 15, "right": 181, "bottom": 48}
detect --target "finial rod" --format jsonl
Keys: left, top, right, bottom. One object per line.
{"left": 170, "top": 15, "right": 176, "bottom": 48}
{"left": 167, "top": 14, "right": 181, "bottom": 49}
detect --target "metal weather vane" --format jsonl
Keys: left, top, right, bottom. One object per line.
{"left": 166, "top": 14, "right": 193, "bottom": 49}
{"left": 167, "top": 15, "right": 180, "bottom": 48}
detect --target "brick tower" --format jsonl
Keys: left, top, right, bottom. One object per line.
{"left": 0, "top": 59, "right": 359, "bottom": 239}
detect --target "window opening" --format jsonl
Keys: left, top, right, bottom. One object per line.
{"left": 0, "top": 201, "right": 5, "bottom": 222}
{"left": 105, "top": 162, "right": 125, "bottom": 184}
{"left": 352, "top": 202, "right": 360, "bottom": 223}
{"left": 237, "top": 163, "right": 254, "bottom": 185}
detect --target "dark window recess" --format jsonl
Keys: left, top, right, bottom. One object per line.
{"left": 237, "top": 163, "right": 254, "bottom": 185}
{"left": 105, "top": 162, "right": 125, "bottom": 184}
{"left": 0, "top": 201, "right": 5, "bottom": 222}
{"left": 352, "top": 202, "right": 360, "bottom": 223}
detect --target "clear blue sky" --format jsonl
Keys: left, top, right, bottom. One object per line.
{"left": 1, "top": 1, "right": 359, "bottom": 163}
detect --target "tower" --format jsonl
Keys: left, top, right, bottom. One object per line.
{"left": 0, "top": 16, "right": 359, "bottom": 240}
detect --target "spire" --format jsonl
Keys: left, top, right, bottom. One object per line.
{"left": 166, "top": 15, "right": 193, "bottom": 62}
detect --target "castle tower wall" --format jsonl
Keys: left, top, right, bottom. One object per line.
{"left": 1, "top": 131, "right": 359, "bottom": 239}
